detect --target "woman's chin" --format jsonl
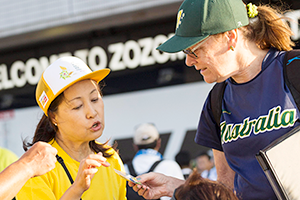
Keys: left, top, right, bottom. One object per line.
{"left": 203, "top": 77, "right": 216, "bottom": 84}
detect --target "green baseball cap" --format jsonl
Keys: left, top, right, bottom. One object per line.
{"left": 157, "top": 0, "right": 249, "bottom": 53}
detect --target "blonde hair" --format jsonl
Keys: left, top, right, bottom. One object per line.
{"left": 240, "top": 4, "right": 294, "bottom": 51}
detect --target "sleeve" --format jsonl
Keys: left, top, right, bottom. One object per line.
{"left": 16, "top": 176, "right": 56, "bottom": 200}
{"left": 195, "top": 92, "right": 223, "bottom": 151}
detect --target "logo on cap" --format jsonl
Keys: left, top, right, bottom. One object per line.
{"left": 59, "top": 66, "right": 73, "bottom": 80}
{"left": 39, "top": 91, "right": 49, "bottom": 108}
{"left": 176, "top": 9, "right": 185, "bottom": 30}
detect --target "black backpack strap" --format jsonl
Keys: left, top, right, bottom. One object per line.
{"left": 127, "top": 159, "right": 163, "bottom": 176}
{"left": 209, "top": 50, "right": 300, "bottom": 128}
{"left": 56, "top": 154, "right": 82, "bottom": 200}
{"left": 283, "top": 50, "right": 300, "bottom": 112}
{"left": 147, "top": 160, "right": 163, "bottom": 200}
{"left": 56, "top": 155, "right": 75, "bottom": 184}
{"left": 126, "top": 160, "right": 138, "bottom": 177}
{"left": 147, "top": 160, "right": 163, "bottom": 173}
{"left": 210, "top": 82, "right": 227, "bottom": 126}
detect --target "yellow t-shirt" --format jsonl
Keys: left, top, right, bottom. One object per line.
{"left": 16, "top": 140, "right": 127, "bottom": 200}
{"left": 0, "top": 147, "right": 18, "bottom": 172}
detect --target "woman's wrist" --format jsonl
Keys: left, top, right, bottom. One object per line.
{"left": 166, "top": 176, "right": 185, "bottom": 197}
{"left": 61, "top": 184, "right": 84, "bottom": 199}
{"left": 15, "top": 159, "right": 35, "bottom": 179}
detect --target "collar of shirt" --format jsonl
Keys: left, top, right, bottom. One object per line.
{"left": 135, "top": 149, "right": 163, "bottom": 159}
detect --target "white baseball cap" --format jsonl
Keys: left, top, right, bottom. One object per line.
{"left": 35, "top": 56, "right": 110, "bottom": 116}
{"left": 133, "top": 123, "right": 160, "bottom": 145}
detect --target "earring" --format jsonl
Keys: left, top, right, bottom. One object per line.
{"left": 230, "top": 46, "right": 235, "bottom": 51}
{"left": 54, "top": 123, "right": 57, "bottom": 126}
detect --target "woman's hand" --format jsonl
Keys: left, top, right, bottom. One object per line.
{"left": 74, "top": 152, "right": 110, "bottom": 192}
{"left": 22, "top": 141, "right": 58, "bottom": 178}
{"left": 128, "top": 172, "right": 185, "bottom": 199}
{"left": 0, "top": 142, "right": 57, "bottom": 200}
{"left": 60, "top": 152, "right": 110, "bottom": 199}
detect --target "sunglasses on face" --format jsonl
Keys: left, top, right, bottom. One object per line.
{"left": 182, "top": 36, "right": 210, "bottom": 59}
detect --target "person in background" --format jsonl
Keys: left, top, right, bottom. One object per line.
{"left": 0, "top": 146, "right": 18, "bottom": 173}
{"left": 0, "top": 146, "right": 19, "bottom": 200}
{"left": 175, "top": 151, "right": 192, "bottom": 180}
{"left": 172, "top": 169, "right": 238, "bottom": 200}
{"left": 129, "top": 0, "right": 297, "bottom": 199}
{"left": 17, "top": 56, "right": 126, "bottom": 200}
{"left": 0, "top": 141, "right": 57, "bottom": 200}
{"left": 124, "top": 123, "right": 184, "bottom": 200}
{"left": 195, "top": 151, "right": 217, "bottom": 181}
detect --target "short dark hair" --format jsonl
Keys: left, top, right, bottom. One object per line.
{"left": 136, "top": 139, "right": 157, "bottom": 150}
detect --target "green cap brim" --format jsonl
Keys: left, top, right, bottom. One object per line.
{"left": 157, "top": 34, "right": 209, "bottom": 53}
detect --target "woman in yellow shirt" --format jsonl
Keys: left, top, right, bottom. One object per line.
{"left": 17, "top": 56, "right": 126, "bottom": 200}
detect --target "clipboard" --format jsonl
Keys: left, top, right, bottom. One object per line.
{"left": 256, "top": 125, "right": 300, "bottom": 200}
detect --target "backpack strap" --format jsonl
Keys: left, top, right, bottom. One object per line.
{"left": 147, "top": 160, "right": 163, "bottom": 200}
{"left": 283, "top": 49, "right": 300, "bottom": 112}
{"left": 56, "top": 154, "right": 82, "bottom": 200}
{"left": 147, "top": 160, "right": 163, "bottom": 173}
{"left": 56, "top": 155, "right": 75, "bottom": 184}
{"left": 210, "top": 81, "right": 227, "bottom": 126}
{"left": 126, "top": 159, "right": 163, "bottom": 176}
{"left": 126, "top": 160, "right": 138, "bottom": 177}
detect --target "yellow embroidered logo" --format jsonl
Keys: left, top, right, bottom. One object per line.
{"left": 176, "top": 9, "right": 185, "bottom": 30}
{"left": 59, "top": 66, "right": 73, "bottom": 80}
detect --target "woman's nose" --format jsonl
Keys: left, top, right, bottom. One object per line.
{"left": 86, "top": 103, "right": 97, "bottom": 119}
{"left": 185, "top": 55, "right": 196, "bottom": 67}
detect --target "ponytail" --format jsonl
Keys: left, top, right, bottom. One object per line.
{"left": 241, "top": 4, "right": 294, "bottom": 51}
{"left": 23, "top": 114, "right": 56, "bottom": 151}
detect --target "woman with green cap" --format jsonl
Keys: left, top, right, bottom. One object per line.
{"left": 129, "top": 0, "right": 296, "bottom": 199}
{"left": 16, "top": 56, "right": 126, "bottom": 199}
